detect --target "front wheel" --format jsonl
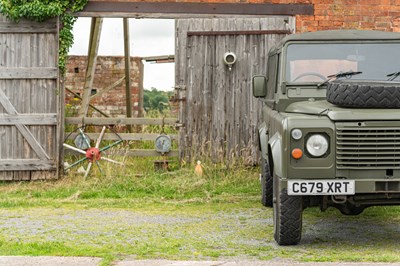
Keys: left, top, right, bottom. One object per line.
{"left": 273, "top": 187, "right": 303, "bottom": 245}
{"left": 261, "top": 157, "right": 273, "bottom": 207}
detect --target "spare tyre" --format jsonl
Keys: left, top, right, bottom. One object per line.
{"left": 326, "top": 80, "right": 400, "bottom": 108}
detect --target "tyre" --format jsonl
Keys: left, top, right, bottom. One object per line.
{"left": 337, "top": 204, "right": 365, "bottom": 216}
{"left": 273, "top": 187, "right": 303, "bottom": 245}
{"left": 326, "top": 80, "right": 400, "bottom": 108}
{"left": 261, "top": 157, "right": 273, "bottom": 207}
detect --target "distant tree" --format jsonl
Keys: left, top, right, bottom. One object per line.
{"left": 143, "top": 88, "right": 171, "bottom": 113}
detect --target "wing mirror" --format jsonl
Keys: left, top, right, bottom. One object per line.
{"left": 252, "top": 75, "right": 268, "bottom": 98}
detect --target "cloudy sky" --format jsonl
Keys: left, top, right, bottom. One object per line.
{"left": 69, "top": 18, "right": 175, "bottom": 91}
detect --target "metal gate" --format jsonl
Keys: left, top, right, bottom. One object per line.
{"left": 175, "top": 17, "right": 294, "bottom": 164}
{"left": 0, "top": 15, "right": 61, "bottom": 180}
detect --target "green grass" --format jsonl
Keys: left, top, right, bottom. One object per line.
{"left": 0, "top": 159, "right": 400, "bottom": 265}
{"left": 0, "top": 158, "right": 259, "bottom": 208}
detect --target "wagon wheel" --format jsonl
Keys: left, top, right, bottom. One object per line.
{"left": 63, "top": 126, "right": 124, "bottom": 178}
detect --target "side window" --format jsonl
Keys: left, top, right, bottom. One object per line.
{"left": 266, "top": 54, "right": 278, "bottom": 100}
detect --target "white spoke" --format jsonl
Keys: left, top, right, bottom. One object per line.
{"left": 95, "top": 126, "right": 107, "bottom": 149}
{"left": 84, "top": 162, "right": 92, "bottom": 179}
{"left": 101, "top": 156, "right": 124, "bottom": 165}
{"left": 78, "top": 128, "right": 91, "bottom": 148}
{"left": 63, "top": 143, "right": 86, "bottom": 155}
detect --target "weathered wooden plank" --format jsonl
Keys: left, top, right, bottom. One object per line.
{"left": 31, "top": 170, "right": 56, "bottom": 180}
{"left": 90, "top": 76, "right": 125, "bottom": 100}
{"left": 0, "top": 159, "right": 56, "bottom": 171}
{"left": 80, "top": 2, "right": 314, "bottom": 16}
{"left": 65, "top": 149, "right": 179, "bottom": 157}
{"left": 0, "top": 68, "right": 58, "bottom": 79}
{"left": 0, "top": 20, "right": 57, "bottom": 33}
{"left": 65, "top": 117, "right": 177, "bottom": 126}
{"left": 123, "top": 18, "right": 133, "bottom": 128}
{"left": 0, "top": 14, "right": 59, "bottom": 180}
{"left": 115, "top": 149, "right": 179, "bottom": 157}
{"left": 0, "top": 89, "right": 50, "bottom": 160}
{"left": 66, "top": 88, "right": 109, "bottom": 117}
{"left": 65, "top": 132, "right": 178, "bottom": 141}
{"left": 79, "top": 17, "right": 103, "bottom": 116}
{"left": 187, "top": 29, "right": 291, "bottom": 36}
{"left": 177, "top": 17, "right": 292, "bottom": 164}
{"left": 0, "top": 114, "right": 57, "bottom": 125}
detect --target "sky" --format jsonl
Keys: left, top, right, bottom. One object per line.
{"left": 69, "top": 18, "right": 175, "bottom": 91}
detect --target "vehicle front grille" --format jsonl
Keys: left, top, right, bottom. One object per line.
{"left": 336, "top": 125, "right": 400, "bottom": 169}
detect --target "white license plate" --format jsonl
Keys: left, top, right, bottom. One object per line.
{"left": 287, "top": 180, "right": 355, "bottom": 195}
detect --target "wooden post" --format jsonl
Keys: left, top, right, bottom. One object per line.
{"left": 123, "top": 18, "right": 133, "bottom": 131}
{"left": 138, "top": 60, "right": 144, "bottom": 117}
{"left": 78, "top": 17, "right": 103, "bottom": 117}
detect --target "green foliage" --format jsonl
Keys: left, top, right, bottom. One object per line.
{"left": 0, "top": 0, "right": 88, "bottom": 73}
{"left": 143, "top": 88, "right": 173, "bottom": 113}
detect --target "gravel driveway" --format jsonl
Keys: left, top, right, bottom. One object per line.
{"left": 0, "top": 206, "right": 399, "bottom": 265}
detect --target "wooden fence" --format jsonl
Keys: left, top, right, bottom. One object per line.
{"left": 64, "top": 117, "right": 179, "bottom": 157}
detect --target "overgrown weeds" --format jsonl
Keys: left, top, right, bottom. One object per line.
{"left": 0, "top": 158, "right": 259, "bottom": 208}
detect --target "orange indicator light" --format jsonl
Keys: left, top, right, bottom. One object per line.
{"left": 292, "top": 148, "right": 303, "bottom": 159}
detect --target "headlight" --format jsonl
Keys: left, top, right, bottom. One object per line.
{"left": 306, "top": 134, "right": 329, "bottom": 157}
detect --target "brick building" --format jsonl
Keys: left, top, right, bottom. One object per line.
{"left": 65, "top": 55, "right": 143, "bottom": 117}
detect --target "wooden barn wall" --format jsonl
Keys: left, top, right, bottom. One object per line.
{"left": 176, "top": 17, "right": 294, "bottom": 165}
{"left": 0, "top": 15, "right": 60, "bottom": 180}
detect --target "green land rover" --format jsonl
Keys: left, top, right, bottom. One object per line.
{"left": 253, "top": 30, "right": 400, "bottom": 245}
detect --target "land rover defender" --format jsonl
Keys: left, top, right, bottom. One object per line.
{"left": 253, "top": 30, "right": 400, "bottom": 245}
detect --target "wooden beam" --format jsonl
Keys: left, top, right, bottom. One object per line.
{"left": 0, "top": 19, "right": 57, "bottom": 33}
{"left": 78, "top": 17, "right": 103, "bottom": 117}
{"left": 0, "top": 114, "right": 57, "bottom": 125}
{"left": 0, "top": 67, "right": 58, "bottom": 79}
{"left": 65, "top": 88, "right": 109, "bottom": 117}
{"left": 65, "top": 132, "right": 178, "bottom": 141}
{"left": 0, "top": 160, "right": 56, "bottom": 171}
{"left": 138, "top": 60, "right": 144, "bottom": 117}
{"left": 65, "top": 117, "right": 177, "bottom": 126}
{"left": 123, "top": 18, "right": 133, "bottom": 131}
{"left": 187, "top": 30, "right": 292, "bottom": 36}
{"left": 90, "top": 76, "right": 125, "bottom": 100}
{"left": 111, "top": 149, "right": 179, "bottom": 157}
{"left": 78, "top": 2, "right": 314, "bottom": 17}
{"left": 66, "top": 149, "right": 179, "bottom": 157}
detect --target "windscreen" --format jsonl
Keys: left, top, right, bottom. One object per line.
{"left": 286, "top": 43, "right": 400, "bottom": 83}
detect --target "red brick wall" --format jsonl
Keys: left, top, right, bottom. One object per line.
{"left": 88, "top": 0, "right": 400, "bottom": 32}
{"left": 296, "top": 0, "right": 400, "bottom": 33}
{"left": 65, "top": 56, "right": 143, "bottom": 117}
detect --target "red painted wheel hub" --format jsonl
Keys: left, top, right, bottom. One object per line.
{"left": 86, "top": 147, "right": 101, "bottom": 162}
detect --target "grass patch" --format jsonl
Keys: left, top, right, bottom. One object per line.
{"left": 0, "top": 158, "right": 259, "bottom": 208}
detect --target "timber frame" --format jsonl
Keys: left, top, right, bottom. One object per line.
{"left": 65, "top": 2, "right": 315, "bottom": 165}
{"left": 77, "top": 2, "right": 313, "bottom": 18}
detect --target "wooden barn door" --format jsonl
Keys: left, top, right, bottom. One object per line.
{"left": 176, "top": 17, "right": 294, "bottom": 164}
{"left": 0, "top": 15, "right": 61, "bottom": 180}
